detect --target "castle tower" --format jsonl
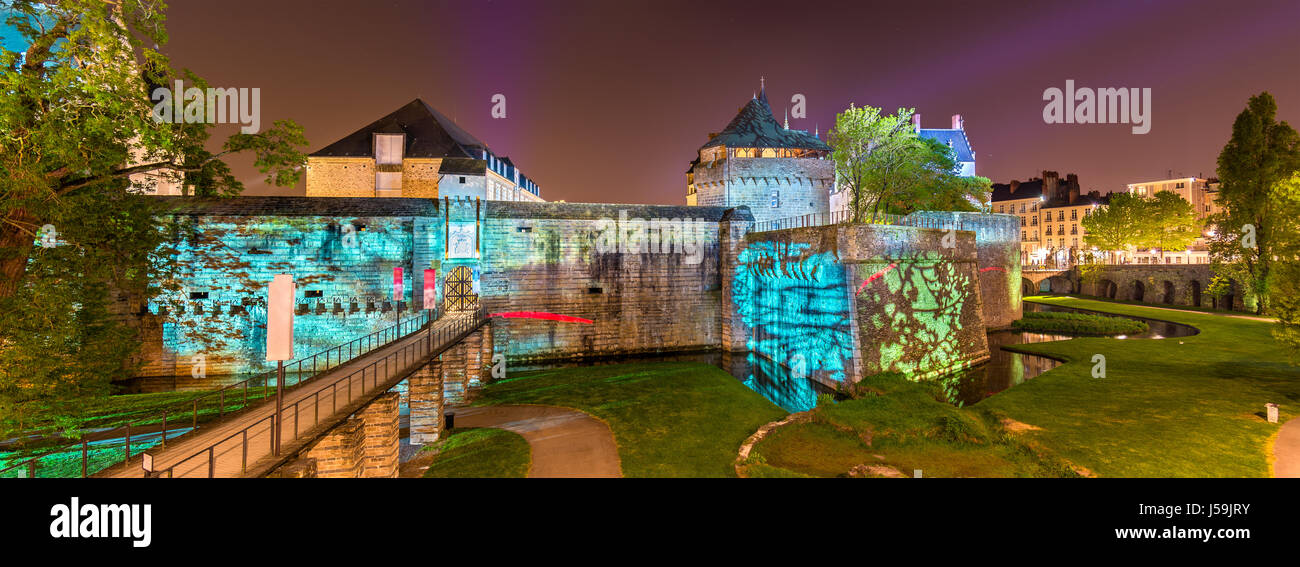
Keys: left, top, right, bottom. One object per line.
{"left": 686, "top": 86, "right": 834, "bottom": 224}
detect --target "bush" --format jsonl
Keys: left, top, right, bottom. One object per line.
{"left": 1011, "top": 311, "right": 1148, "bottom": 336}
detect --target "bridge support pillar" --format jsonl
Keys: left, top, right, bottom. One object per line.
{"left": 358, "top": 391, "right": 400, "bottom": 478}
{"left": 442, "top": 341, "right": 469, "bottom": 405}
{"left": 410, "top": 359, "right": 445, "bottom": 445}
{"left": 464, "top": 327, "right": 484, "bottom": 398}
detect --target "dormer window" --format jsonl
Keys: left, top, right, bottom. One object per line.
{"left": 375, "top": 134, "right": 404, "bottom": 165}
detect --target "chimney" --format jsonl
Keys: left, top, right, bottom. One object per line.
{"left": 1009, "top": 180, "right": 1020, "bottom": 194}
{"left": 912, "top": 113, "right": 922, "bottom": 134}
{"left": 1067, "top": 174, "right": 1080, "bottom": 204}
{"left": 1042, "top": 170, "right": 1060, "bottom": 201}
{"left": 951, "top": 114, "right": 964, "bottom": 130}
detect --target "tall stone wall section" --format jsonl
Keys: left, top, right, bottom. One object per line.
{"left": 734, "top": 223, "right": 990, "bottom": 387}
{"left": 691, "top": 157, "right": 833, "bottom": 224}
{"left": 479, "top": 202, "right": 748, "bottom": 364}
{"left": 906, "top": 211, "right": 1022, "bottom": 328}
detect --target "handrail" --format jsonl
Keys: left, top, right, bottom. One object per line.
{"left": 154, "top": 306, "right": 489, "bottom": 478}
{"left": 1, "top": 308, "right": 437, "bottom": 479}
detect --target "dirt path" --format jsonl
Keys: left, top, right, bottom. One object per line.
{"left": 453, "top": 405, "right": 622, "bottom": 478}
{"left": 1273, "top": 417, "right": 1300, "bottom": 478}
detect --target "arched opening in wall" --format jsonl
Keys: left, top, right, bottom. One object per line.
{"left": 1095, "top": 279, "right": 1118, "bottom": 299}
{"left": 1190, "top": 280, "right": 1202, "bottom": 307}
{"left": 1131, "top": 280, "right": 1145, "bottom": 302}
{"left": 1046, "top": 275, "right": 1073, "bottom": 294}
{"left": 1021, "top": 278, "right": 1035, "bottom": 297}
{"left": 1161, "top": 281, "right": 1176, "bottom": 304}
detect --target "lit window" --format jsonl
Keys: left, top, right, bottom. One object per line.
{"left": 375, "top": 134, "right": 403, "bottom": 165}
{"left": 770, "top": 191, "right": 780, "bottom": 208}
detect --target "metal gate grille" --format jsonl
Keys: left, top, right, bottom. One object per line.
{"left": 443, "top": 266, "right": 478, "bottom": 311}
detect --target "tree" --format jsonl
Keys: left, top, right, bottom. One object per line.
{"left": 1267, "top": 174, "right": 1300, "bottom": 360}
{"left": 1212, "top": 92, "right": 1300, "bottom": 314}
{"left": 829, "top": 104, "right": 989, "bottom": 223}
{"left": 1139, "top": 190, "right": 1200, "bottom": 259}
{"left": 1081, "top": 191, "right": 1145, "bottom": 260}
{"left": 0, "top": 1, "right": 306, "bottom": 436}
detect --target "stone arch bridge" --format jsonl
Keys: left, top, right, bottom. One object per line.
{"left": 1022, "top": 264, "right": 1245, "bottom": 311}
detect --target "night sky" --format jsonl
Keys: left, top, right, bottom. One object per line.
{"left": 164, "top": 0, "right": 1300, "bottom": 204}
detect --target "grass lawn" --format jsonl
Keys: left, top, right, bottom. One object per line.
{"left": 1012, "top": 310, "right": 1149, "bottom": 336}
{"left": 748, "top": 374, "right": 1077, "bottom": 478}
{"left": 978, "top": 295, "right": 1300, "bottom": 477}
{"left": 422, "top": 428, "right": 531, "bottom": 478}
{"left": 474, "top": 361, "right": 787, "bottom": 477}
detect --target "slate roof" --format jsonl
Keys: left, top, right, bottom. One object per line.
{"left": 439, "top": 158, "right": 487, "bottom": 175}
{"left": 309, "top": 99, "right": 489, "bottom": 159}
{"left": 700, "top": 91, "right": 831, "bottom": 152}
{"left": 990, "top": 180, "right": 1044, "bottom": 202}
{"left": 918, "top": 128, "right": 975, "bottom": 163}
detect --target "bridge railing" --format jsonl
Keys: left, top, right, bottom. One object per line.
{"left": 751, "top": 210, "right": 968, "bottom": 233}
{"left": 155, "top": 306, "right": 489, "bottom": 478}
{"left": 1, "top": 309, "right": 437, "bottom": 479}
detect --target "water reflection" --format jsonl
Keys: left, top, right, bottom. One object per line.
{"left": 940, "top": 331, "right": 1067, "bottom": 406}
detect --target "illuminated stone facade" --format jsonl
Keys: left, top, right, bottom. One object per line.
{"left": 687, "top": 89, "right": 834, "bottom": 224}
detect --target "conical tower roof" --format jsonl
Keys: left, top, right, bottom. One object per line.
{"left": 699, "top": 90, "right": 830, "bottom": 152}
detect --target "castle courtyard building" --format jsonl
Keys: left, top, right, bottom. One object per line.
{"left": 306, "top": 98, "right": 544, "bottom": 202}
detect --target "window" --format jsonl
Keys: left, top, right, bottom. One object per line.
{"left": 305, "top": 290, "right": 323, "bottom": 298}
{"left": 376, "top": 172, "right": 401, "bottom": 194}
{"left": 1071, "top": 225, "right": 1077, "bottom": 235}
{"left": 1020, "top": 217, "right": 1026, "bottom": 227}
{"left": 1020, "top": 203, "right": 1026, "bottom": 213}
{"left": 1031, "top": 217, "right": 1038, "bottom": 226}
{"left": 770, "top": 190, "right": 780, "bottom": 208}
{"left": 1022, "top": 231, "right": 1027, "bottom": 240}
{"left": 1070, "top": 210, "right": 1077, "bottom": 220}
{"left": 189, "top": 291, "right": 209, "bottom": 300}
{"left": 459, "top": 176, "right": 466, "bottom": 184}
{"left": 1057, "top": 211, "right": 1065, "bottom": 222}
{"left": 375, "top": 134, "right": 403, "bottom": 165}
{"left": 998, "top": 205, "right": 1005, "bottom": 213}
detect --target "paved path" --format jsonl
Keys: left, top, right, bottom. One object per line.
{"left": 453, "top": 405, "right": 622, "bottom": 478}
{"left": 103, "top": 312, "right": 474, "bottom": 478}
{"left": 1273, "top": 417, "right": 1300, "bottom": 478}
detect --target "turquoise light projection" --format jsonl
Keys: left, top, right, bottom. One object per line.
{"left": 151, "top": 215, "right": 427, "bottom": 376}
{"left": 731, "top": 240, "right": 853, "bottom": 411}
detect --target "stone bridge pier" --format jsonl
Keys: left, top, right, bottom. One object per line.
{"left": 270, "top": 322, "right": 495, "bottom": 477}
{"left": 409, "top": 323, "right": 494, "bottom": 445}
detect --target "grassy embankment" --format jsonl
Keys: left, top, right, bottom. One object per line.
{"left": 474, "top": 361, "right": 786, "bottom": 477}
{"left": 979, "top": 295, "right": 1298, "bottom": 477}
{"left": 745, "top": 373, "right": 1079, "bottom": 478}
{"left": 422, "top": 428, "right": 531, "bottom": 478}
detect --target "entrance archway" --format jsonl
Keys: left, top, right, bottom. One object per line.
{"left": 442, "top": 266, "right": 479, "bottom": 311}
{"left": 1130, "top": 280, "right": 1145, "bottom": 302}
{"left": 1189, "top": 280, "right": 1202, "bottom": 307}
{"left": 1161, "top": 281, "right": 1175, "bottom": 304}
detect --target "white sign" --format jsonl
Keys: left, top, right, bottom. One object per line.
{"left": 266, "top": 274, "right": 295, "bottom": 361}
{"left": 448, "top": 222, "right": 477, "bottom": 258}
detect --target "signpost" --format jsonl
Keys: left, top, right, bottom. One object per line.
{"left": 266, "top": 274, "right": 295, "bottom": 456}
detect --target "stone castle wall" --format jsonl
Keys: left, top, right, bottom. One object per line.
{"left": 730, "top": 223, "right": 989, "bottom": 395}
{"left": 691, "top": 157, "right": 833, "bottom": 224}
{"left": 479, "top": 202, "right": 749, "bottom": 364}
{"left": 905, "top": 211, "right": 1022, "bottom": 328}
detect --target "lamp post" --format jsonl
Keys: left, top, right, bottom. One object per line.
{"left": 266, "top": 274, "right": 295, "bottom": 456}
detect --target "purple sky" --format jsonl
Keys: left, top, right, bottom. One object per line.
{"left": 165, "top": 0, "right": 1300, "bottom": 204}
